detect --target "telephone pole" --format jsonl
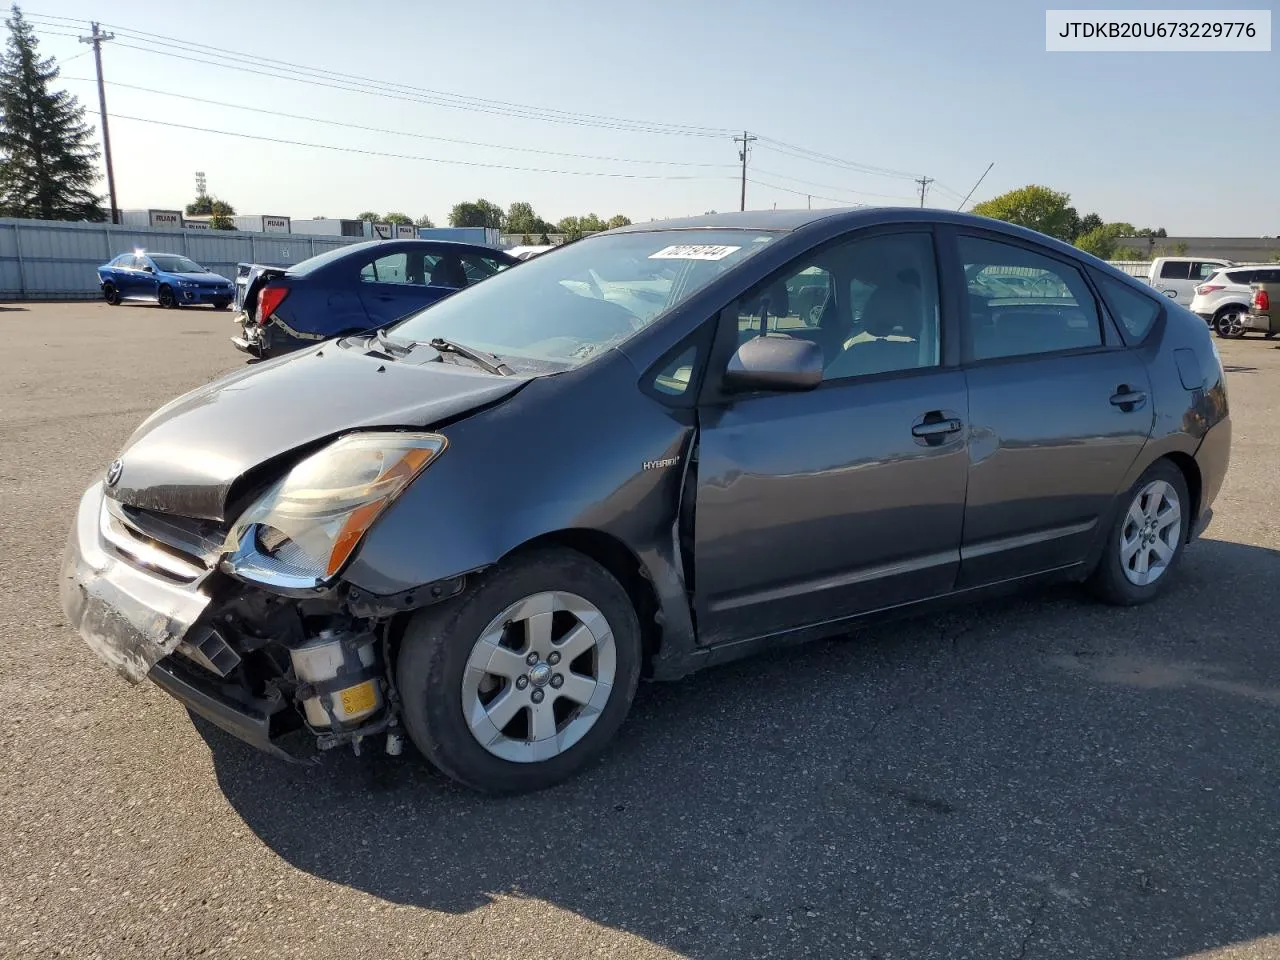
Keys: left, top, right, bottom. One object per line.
{"left": 915, "top": 176, "right": 934, "bottom": 208}
{"left": 734, "top": 131, "right": 756, "bottom": 212}
{"left": 79, "top": 22, "right": 119, "bottom": 224}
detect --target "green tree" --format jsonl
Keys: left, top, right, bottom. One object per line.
{"left": 356, "top": 210, "right": 380, "bottom": 222}
{"left": 0, "top": 5, "right": 103, "bottom": 220}
{"left": 1113, "top": 246, "right": 1145, "bottom": 260}
{"left": 505, "top": 201, "right": 539, "bottom": 233}
{"left": 186, "top": 194, "right": 236, "bottom": 229}
{"left": 556, "top": 215, "right": 583, "bottom": 240}
{"left": 1078, "top": 212, "right": 1103, "bottom": 235}
{"left": 413, "top": 213, "right": 435, "bottom": 228}
{"left": 971, "top": 185, "right": 1079, "bottom": 242}
{"left": 186, "top": 193, "right": 236, "bottom": 229}
{"left": 450, "top": 199, "right": 504, "bottom": 229}
{"left": 1073, "top": 221, "right": 1137, "bottom": 259}
{"left": 606, "top": 214, "right": 632, "bottom": 229}
{"left": 384, "top": 211, "right": 412, "bottom": 225}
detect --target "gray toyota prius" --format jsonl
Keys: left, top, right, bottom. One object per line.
{"left": 60, "top": 208, "right": 1231, "bottom": 793}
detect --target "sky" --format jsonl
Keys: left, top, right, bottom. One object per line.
{"left": 24, "top": 0, "right": 1280, "bottom": 235}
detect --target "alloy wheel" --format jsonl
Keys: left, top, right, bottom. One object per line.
{"left": 461, "top": 590, "right": 616, "bottom": 763}
{"left": 1119, "top": 479, "right": 1182, "bottom": 586}
{"left": 1216, "top": 310, "right": 1245, "bottom": 338}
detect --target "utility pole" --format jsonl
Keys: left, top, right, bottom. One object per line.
{"left": 915, "top": 176, "right": 934, "bottom": 208}
{"left": 734, "top": 131, "right": 756, "bottom": 212}
{"left": 80, "top": 22, "right": 119, "bottom": 224}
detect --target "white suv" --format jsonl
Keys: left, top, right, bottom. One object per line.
{"left": 1190, "top": 264, "right": 1280, "bottom": 338}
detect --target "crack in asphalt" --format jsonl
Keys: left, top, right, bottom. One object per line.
{"left": 1015, "top": 896, "right": 1048, "bottom": 960}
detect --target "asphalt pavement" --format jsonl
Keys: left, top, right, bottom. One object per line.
{"left": 3, "top": 301, "right": 1279, "bottom": 960}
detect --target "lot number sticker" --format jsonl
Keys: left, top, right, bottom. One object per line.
{"left": 649, "top": 244, "right": 742, "bottom": 261}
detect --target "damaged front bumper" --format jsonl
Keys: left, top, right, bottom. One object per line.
{"left": 59, "top": 481, "right": 212, "bottom": 683}
{"left": 58, "top": 482, "right": 391, "bottom": 762}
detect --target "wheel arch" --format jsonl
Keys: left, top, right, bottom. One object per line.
{"left": 1162, "top": 450, "right": 1202, "bottom": 543}
{"left": 507, "top": 528, "right": 665, "bottom": 675}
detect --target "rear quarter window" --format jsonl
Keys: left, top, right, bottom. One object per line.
{"left": 1095, "top": 273, "right": 1162, "bottom": 342}
{"left": 1159, "top": 261, "right": 1191, "bottom": 280}
{"left": 1225, "top": 270, "right": 1256, "bottom": 285}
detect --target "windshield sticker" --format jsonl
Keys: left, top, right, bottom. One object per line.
{"left": 649, "top": 244, "right": 742, "bottom": 261}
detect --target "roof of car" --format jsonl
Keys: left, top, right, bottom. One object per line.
{"left": 608, "top": 208, "right": 865, "bottom": 233}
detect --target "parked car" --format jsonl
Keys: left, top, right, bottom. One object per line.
{"left": 231, "top": 239, "right": 517, "bottom": 358}
{"left": 1190, "top": 264, "right": 1280, "bottom": 338}
{"left": 1241, "top": 281, "right": 1275, "bottom": 336}
{"left": 97, "top": 252, "right": 234, "bottom": 309}
{"left": 506, "top": 244, "right": 556, "bottom": 261}
{"left": 60, "top": 209, "right": 1230, "bottom": 794}
{"left": 1142, "top": 256, "right": 1236, "bottom": 306}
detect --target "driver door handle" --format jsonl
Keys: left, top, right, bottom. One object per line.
{"left": 1110, "top": 388, "right": 1147, "bottom": 410}
{"left": 912, "top": 418, "right": 963, "bottom": 438}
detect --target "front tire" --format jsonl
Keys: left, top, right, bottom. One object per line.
{"left": 1214, "top": 306, "right": 1247, "bottom": 339}
{"left": 1089, "top": 460, "right": 1190, "bottom": 606}
{"left": 157, "top": 285, "right": 178, "bottom": 309}
{"left": 397, "top": 547, "right": 642, "bottom": 794}
{"left": 102, "top": 283, "right": 121, "bottom": 305}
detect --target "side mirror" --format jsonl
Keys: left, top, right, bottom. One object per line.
{"left": 723, "top": 334, "right": 824, "bottom": 393}
{"left": 142, "top": 265, "right": 154, "bottom": 273}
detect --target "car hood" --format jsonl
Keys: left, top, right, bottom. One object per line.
{"left": 107, "top": 345, "right": 527, "bottom": 522}
{"left": 168, "top": 272, "right": 231, "bottom": 283}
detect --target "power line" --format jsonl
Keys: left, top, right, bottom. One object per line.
{"left": 754, "top": 138, "right": 919, "bottom": 181}
{"left": 750, "top": 166, "right": 918, "bottom": 201}
{"left": 62, "top": 77, "right": 738, "bottom": 171}
{"left": 29, "top": 13, "right": 733, "bottom": 138}
{"left": 746, "top": 177, "right": 871, "bottom": 208}
{"left": 107, "top": 113, "right": 740, "bottom": 181}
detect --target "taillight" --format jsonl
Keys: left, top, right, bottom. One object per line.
{"left": 257, "top": 285, "right": 289, "bottom": 323}
{"left": 1196, "top": 284, "right": 1224, "bottom": 296}
{"left": 1254, "top": 289, "right": 1271, "bottom": 311}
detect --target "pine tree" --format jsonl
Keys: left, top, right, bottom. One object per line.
{"left": 0, "top": 5, "right": 104, "bottom": 221}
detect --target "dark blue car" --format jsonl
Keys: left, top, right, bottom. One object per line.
{"left": 231, "top": 239, "right": 517, "bottom": 358}
{"left": 97, "top": 252, "right": 235, "bottom": 309}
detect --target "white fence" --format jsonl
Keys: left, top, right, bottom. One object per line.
{"left": 0, "top": 217, "right": 363, "bottom": 300}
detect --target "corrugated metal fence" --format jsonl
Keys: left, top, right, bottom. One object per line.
{"left": 0, "top": 218, "right": 362, "bottom": 300}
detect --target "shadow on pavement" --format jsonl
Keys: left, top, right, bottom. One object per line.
{"left": 197, "top": 537, "right": 1280, "bottom": 959}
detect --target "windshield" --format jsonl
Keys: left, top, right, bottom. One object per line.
{"left": 391, "top": 230, "right": 776, "bottom": 370}
{"left": 149, "top": 255, "right": 205, "bottom": 273}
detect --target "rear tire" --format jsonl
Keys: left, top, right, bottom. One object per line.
{"left": 1089, "top": 459, "right": 1190, "bottom": 606}
{"left": 214, "top": 299, "right": 231, "bottom": 310}
{"left": 1213, "top": 306, "right": 1247, "bottom": 339}
{"left": 157, "top": 285, "right": 178, "bottom": 309}
{"left": 102, "top": 283, "right": 121, "bottom": 305}
{"left": 397, "top": 546, "right": 642, "bottom": 794}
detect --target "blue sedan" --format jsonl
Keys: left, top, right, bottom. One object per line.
{"left": 97, "top": 252, "right": 235, "bottom": 309}
{"left": 231, "top": 239, "right": 517, "bottom": 358}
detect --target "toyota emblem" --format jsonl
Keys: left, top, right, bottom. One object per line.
{"left": 105, "top": 458, "right": 124, "bottom": 487}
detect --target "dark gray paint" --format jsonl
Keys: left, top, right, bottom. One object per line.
{"left": 88, "top": 208, "right": 1232, "bottom": 679}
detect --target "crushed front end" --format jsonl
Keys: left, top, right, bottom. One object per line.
{"left": 60, "top": 432, "right": 458, "bottom": 762}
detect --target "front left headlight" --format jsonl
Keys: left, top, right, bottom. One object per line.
{"left": 225, "top": 432, "right": 446, "bottom": 582}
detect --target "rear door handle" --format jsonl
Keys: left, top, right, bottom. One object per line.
{"left": 912, "top": 418, "right": 963, "bottom": 438}
{"left": 1110, "top": 389, "right": 1147, "bottom": 410}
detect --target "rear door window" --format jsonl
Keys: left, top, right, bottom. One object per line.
{"left": 360, "top": 252, "right": 408, "bottom": 284}
{"left": 960, "top": 236, "right": 1102, "bottom": 360}
{"left": 1159, "top": 261, "right": 1191, "bottom": 280}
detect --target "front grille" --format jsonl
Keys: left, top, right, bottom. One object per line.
{"left": 101, "top": 498, "right": 227, "bottom": 582}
